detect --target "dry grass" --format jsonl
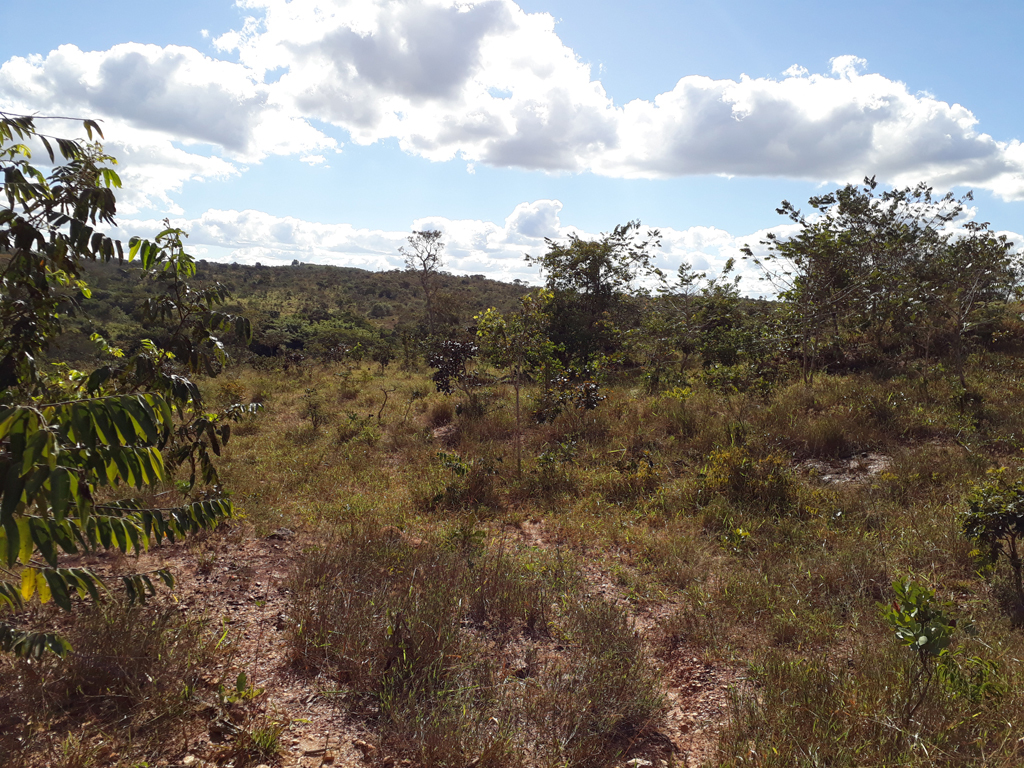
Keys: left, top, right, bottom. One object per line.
{"left": 10, "top": 351, "right": 1024, "bottom": 766}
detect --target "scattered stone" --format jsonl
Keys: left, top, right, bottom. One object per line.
{"left": 182, "top": 757, "right": 197, "bottom": 767}
{"left": 267, "top": 527, "right": 295, "bottom": 541}
{"left": 626, "top": 760, "right": 652, "bottom": 767}
{"left": 353, "top": 738, "right": 377, "bottom": 758}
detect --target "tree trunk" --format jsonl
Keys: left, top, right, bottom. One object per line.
{"left": 515, "top": 369, "right": 522, "bottom": 478}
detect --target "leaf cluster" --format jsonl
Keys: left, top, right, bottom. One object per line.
{"left": 0, "top": 114, "right": 252, "bottom": 658}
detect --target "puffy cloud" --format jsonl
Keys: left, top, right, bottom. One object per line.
{"left": 4, "top": 0, "right": 1024, "bottom": 210}
{"left": 118, "top": 199, "right": 773, "bottom": 290}
{"left": 0, "top": 43, "right": 336, "bottom": 211}
{"left": 218, "top": 0, "right": 617, "bottom": 170}
{"left": 211, "top": 0, "right": 1024, "bottom": 198}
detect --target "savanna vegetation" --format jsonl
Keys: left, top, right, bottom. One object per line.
{"left": 6, "top": 116, "right": 1024, "bottom": 768}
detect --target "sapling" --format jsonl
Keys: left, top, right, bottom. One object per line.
{"left": 881, "top": 579, "right": 958, "bottom": 724}
{"left": 962, "top": 471, "right": 1024, "bottom": 607}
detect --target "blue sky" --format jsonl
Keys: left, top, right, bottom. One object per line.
{"left": 2, "top": 0, "right": 1022, "bottom": 287}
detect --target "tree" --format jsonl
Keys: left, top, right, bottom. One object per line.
{"left": 745, "top": 178, "right": 1018, "bottom": 380}
{"left": 526, "top": 221, "right": 661, "bottom": 363}
{"left": 918, "top": 221, "right": 1018, "bottom": 387}
{"left": 476, "top": 290, "right": 558, "bottom": 477}
{"left": 400, "top": 230, "right": 445, "bottom": 333}
{"left": 0, "top": 113, "right": 251, "bottom": 658}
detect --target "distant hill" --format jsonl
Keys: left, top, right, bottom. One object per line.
{"left": 51, "top": 259, "right": 531, "bottom": 362}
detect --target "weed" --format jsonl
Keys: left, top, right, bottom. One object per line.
{"left": 300, "top": 387, "right": 329, "bottom": 431}
{"left": 701, "top": 445, "right": 797, "bottom": 515}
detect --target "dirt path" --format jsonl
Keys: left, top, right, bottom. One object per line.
{"left": 114, "top": 531, "right": 379, "bottom": 768}
{"left": 50, "top": 517, "right": 744, "bottom": 768}
{"left": 515, "top": 520, "right": 742, "bottom": 767}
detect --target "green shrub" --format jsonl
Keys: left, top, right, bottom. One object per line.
{"left": 701, "top": 446, "right": 797, "bottom": 514}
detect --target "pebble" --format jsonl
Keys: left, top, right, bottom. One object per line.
{"left": 353, "top": 738, "right": 377, "bottom": 757}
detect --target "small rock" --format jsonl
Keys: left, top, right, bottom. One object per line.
{"left": 182, "top": 757, "right": 197, "bottom": 767}
{"left": 626, "top": 760, "right": 652, "bottom": 768}
{"left": 268, "top": 527, "right": 295, "bottom": 541}
{"left": 353, "top": 738, "right": 377, "bottom": 758}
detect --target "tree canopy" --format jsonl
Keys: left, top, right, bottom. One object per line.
{"left": 526, "top": 221, "right": 662, "bottom": 363}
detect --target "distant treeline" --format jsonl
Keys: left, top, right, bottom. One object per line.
{"left": 50, "top": 259, "right": 529, "bottom": 366}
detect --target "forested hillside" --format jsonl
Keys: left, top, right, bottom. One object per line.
{"left": 53, "top": 258, "right": 529, "bottom": 364}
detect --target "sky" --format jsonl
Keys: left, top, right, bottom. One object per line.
{"left": 2, "top": 0, "right": 1023, "bottom": 290}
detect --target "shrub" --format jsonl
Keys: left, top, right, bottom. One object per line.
{"left": 529, "top": 597, "right": 665, "bottom": 766}
{"left": 427, "top": 398, "right": 455, "bottom": 428}
{"left": 0, "top": 599, "right": 220, "bottom": 760}
{"left": 288, "top": 528, "right": 663, "bottom": 766}
{"left": 963, "top": 471, "right": 1024, "bottom": 608}
{"left": 701, "top": 446, "right": 797, "bottom": 514}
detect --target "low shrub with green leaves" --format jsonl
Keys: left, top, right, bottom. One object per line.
{"left": 962, "top": 471, "right": 1024, "bottom": 607}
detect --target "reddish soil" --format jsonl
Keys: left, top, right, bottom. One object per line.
{"left": 32, "top": 518, "right": 739, "bottom": 768}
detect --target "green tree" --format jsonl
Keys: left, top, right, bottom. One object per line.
{"left": 0, "top": 113, "right": 251, "bottom": 658}
{"left": 476, "top": 290, "right": 558, "bottom": 477}
{"left": 918, "top": 221, "right": 1018, "bottom": 387}
{"left": 526, "top": 221, "right": 661, "bottom": 363}
{"left": 745, "top": 178, "right": 1018, "bottom": 381}
{"left": 400, "top": 229, "right": 445, "bottom": 333}
{"left": 962, "top": 472, "right": 1024, "bottom": 608}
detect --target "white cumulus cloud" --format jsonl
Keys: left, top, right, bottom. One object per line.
{"left": 117, "top": 198, "right": 777, "bottom": 290}
{"left": 213, "top": 0, "right": 1024, "bottom": 198}
{"left": 3, "top": 0, "right": 1024, "bottom": 212}
{"left": 0, "top": 42, "right": 336, "bottom": 211}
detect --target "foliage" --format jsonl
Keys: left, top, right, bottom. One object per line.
{"left": 881, "top": 579, "right": 962, "bottom": 722}
{"left": 532, "top": 364, "right": 606, "bottom": 424}
{"left": 962, "top": 471, "right": 1024, "bottom": 606}
{"left": 745, "top": 177, "right": 1019, "bottom": 381}
{"left": 0, "top": 114, "right": 250, "bottom": 657}
{"left": 476, "top": 290, "right": 559, "bottom": 475}
{"left": 883, "top": 579, "right": 958, "bottom": 660}
{"left": 700, "top": 446, "right": 797, "bottom": 515}
{"left": 427, "top": 337, "right": 483, "bottom": 409}
{"left": 527, "top": 221, "right": 662, "bottom": 363}
{"left": 401, "top": 229, "right": 446, "bottom": 333}
{"left": 300, "top": 387, "right": 329, "bottom": 431}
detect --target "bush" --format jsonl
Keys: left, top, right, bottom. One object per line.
{"left": 288, "top": 527, "right": 663, "bottom": 766}
{"left": 701, "top": 446, "right": 797, "bottom": 514}
{"left": 0, "top": 599, "right": 220, "bottom": 759}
